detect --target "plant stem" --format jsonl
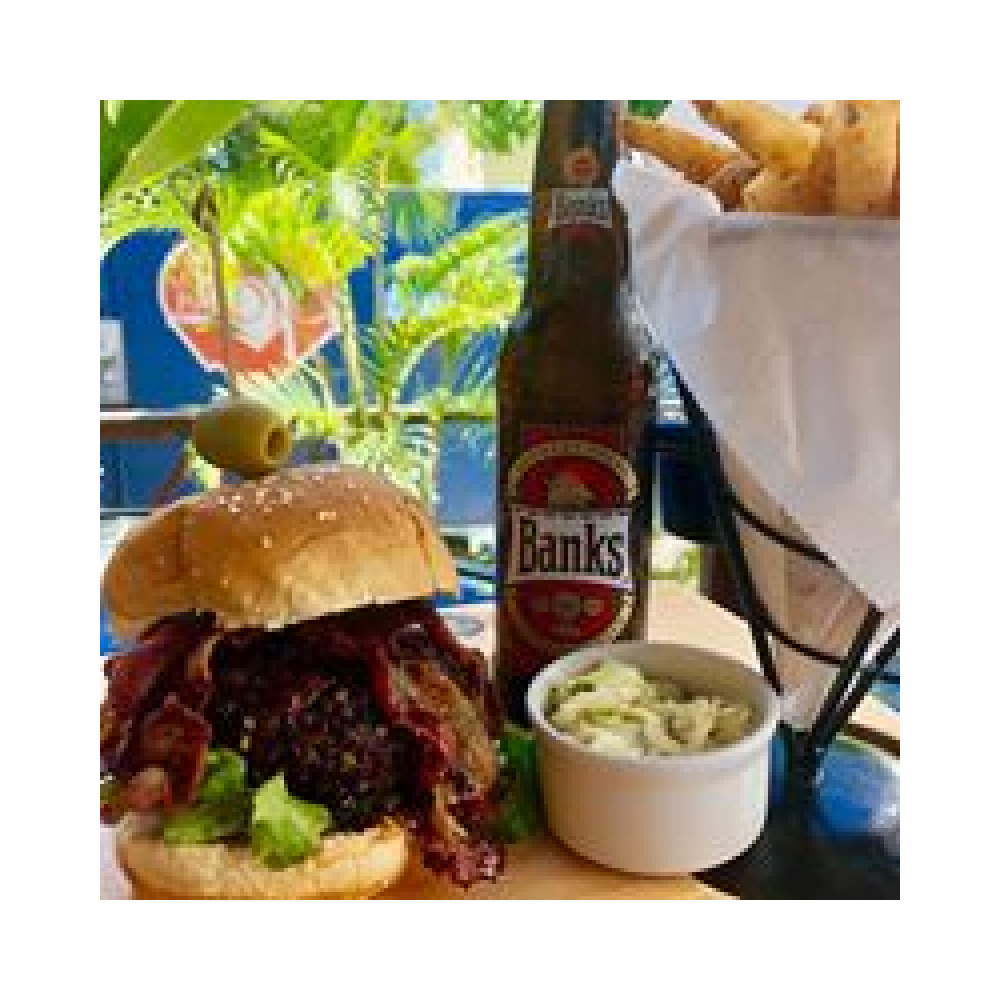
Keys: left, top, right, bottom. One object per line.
{"left": 428, "top": 418, "right": 443, "bottom": 508}
{"left": 335, "top": 285, "right": 367, "bottom": 410}
{"left": 195, "top": 185, "right": 238, "bottom": 395}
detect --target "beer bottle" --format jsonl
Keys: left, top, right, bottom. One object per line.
{"left": 495, "top": 100, "right": 657, "bottom": 725}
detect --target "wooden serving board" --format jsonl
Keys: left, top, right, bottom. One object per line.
{"left": 102, "top": 825, "right": 725, "bottom": 900}
{"left": 100, "top": 582, "right": 897, "bottom": 900}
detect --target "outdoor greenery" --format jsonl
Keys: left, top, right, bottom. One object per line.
{"left": 101, "top": 100, "right": 540, "bottom": 503}
{"left": 101, "top": 100, "right": 669, "bottom": 507}
{"left": 186, "top": 208, "right": 525, "bottom": 503}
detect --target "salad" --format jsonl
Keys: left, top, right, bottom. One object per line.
{"left": 545, "top": 660, "right": 753, "bottom": 758}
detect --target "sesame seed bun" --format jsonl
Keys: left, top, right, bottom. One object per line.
{"left": 101, "top": 462, "right": 459, "bottom": 641}
{"left": 116, "top": 817, "right": 407, "bottom": 899}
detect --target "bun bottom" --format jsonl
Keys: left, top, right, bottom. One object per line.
{"left": 116, "top": 818, "right": 407, "bottom": 899}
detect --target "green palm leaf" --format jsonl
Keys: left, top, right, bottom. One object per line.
{"left": 232, "top": 364, "right": 343, "bottom": 439}
{"left": 392, "top": 211, "right": 526, "bottom": 300}
{"left": 100, "top": 177, "right": 200, "bottom": 255}
{"left": 387, "top": 190, "right": 455, "bottom": 251}
{"left": 101, "top": 101, "right": 171, "bottom": 199}
{"left": 102, "top": 101, "right": 251, "bottom": 203}
{"left": 447, "top": 101, "right": 541, "bottom": 153}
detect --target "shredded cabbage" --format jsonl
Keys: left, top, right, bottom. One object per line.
{"left": 545, "top": 660, "right": 753, "bottom": 756}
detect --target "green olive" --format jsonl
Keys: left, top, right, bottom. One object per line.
{"left": 192, "top": 399, "right": 292, "bottom": 479}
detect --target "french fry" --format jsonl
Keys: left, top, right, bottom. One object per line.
{"left": 802, "top": 101, "right": 836, "bottom": 127}
{"left": 831, "top": 100, "right": 900, "bottom": 217}
{"left": 692, "top": 100, "right": 821, "bottom": 174}
{"left": 889, "top": 118, "right": 900, "bottom": 217}
{"left": 704, "top": 156, "right": 759, "bottom": 211}
{"left": 800, "top": 116, "right": 838, "bottom": 214}
{"left": 622, "top": 114, "right": 742, "bottom": 185}
{"left": 741, "top": 167, "right": 808, "bottom": 214}
{"left": 633, "top": 100, "right": 900, "bottom": 220}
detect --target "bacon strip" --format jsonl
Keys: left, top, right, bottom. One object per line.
{"left": 136, "top": 695, "right": 212, "bottom": 808}
{"left": 418, "top": 606, "right": 490, "bottom": 692}
{"left": 122, "top": 766, "right": 171, "bottom": 812}
{"left": 421, "top": 825, "right": 504, "bottom": 886}
{"left": 101, "top": 616, "right": 215, "bottom": 773}
{"left": 370, "top": 645, "right": 459, "bottom": 789}
{"left": 181, "top": 633, "right": 224, "bottom": 710}
{"left": 368, "top": 634, "right": 501, "bottom": 886}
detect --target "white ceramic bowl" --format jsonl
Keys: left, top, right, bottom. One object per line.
{"left": 526, "top": 640, "right": 780, "bottom": 876}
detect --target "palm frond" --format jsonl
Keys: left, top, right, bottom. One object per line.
{"left": 392, "top": 211, "right": 526, "bottom": 301}
{"left": 446, "top": 101, "right": 541, "bottom": 154}
{"left": 382, "top": 120, "right": 438, "bottom": 185}
{"left": 255, "top": 101, "right": 370, "bottom": 175}
{"left": 452, "top": 334, "right": 498, "bottom": 393}
{"left": 101, "top": 100, "right": 172, "bottom": 199}
{"left": 361, "top": 318, "right": 420, "bottom": 408}
{"left": 215, "top": 181, "right": 371, "bottom": 299}
{"left": 230, "top": 365, "right": 346, "bottom": 447}
{"left": 102, "top": 100, "right": 251, "bottom": 203}
{"left": 358, "top": 210, "right": 524, "bottom": 403}
{"left": 343, "top": 414, "right": 439, "bottom": 504}
{"left": 387, "top": 189, "right": 456, "bottom": 251}
{"left": 100, "top": 170, "right": 204, "bottom": 254}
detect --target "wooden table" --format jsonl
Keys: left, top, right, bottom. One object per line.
{"left": 100, "top": 581, "right": 898, "bottom": 900}
{"left": 100, "top": 406, "right": 204, "bottom": 441}
{"left": 101, "top": 406, "right": 207, "bottom": 507}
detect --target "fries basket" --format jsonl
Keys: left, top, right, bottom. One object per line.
{"left": 667, "top": 375, "right": 899, "bottom": 898}
{"left": 675, "top": 377, "right": 898, "bottom": 778}
{"left": 617, "top": 139, "right": 900, "bottom": 896}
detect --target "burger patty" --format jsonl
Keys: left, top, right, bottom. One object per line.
{"left": 207, "top": 636, "right": 416, "bottom": 831}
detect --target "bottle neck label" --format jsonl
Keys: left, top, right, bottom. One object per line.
{"left": 547, "top": 188, "right": 612, "bottom": 230}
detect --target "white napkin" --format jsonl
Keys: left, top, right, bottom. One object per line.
{"left": 615, "top": 159, "right": 900, "bottom": 727}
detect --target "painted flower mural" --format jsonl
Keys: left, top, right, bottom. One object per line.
{"left": 158, "top": 240, "right": 340, "bottom": 375}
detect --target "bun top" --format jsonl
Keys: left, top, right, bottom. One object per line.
{"left": 102, "top": 463, "right": 459, "bottom": 640}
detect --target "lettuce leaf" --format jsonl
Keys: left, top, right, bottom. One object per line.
{"left": 162, "top": 749, "right": 251, "bottom": 844}
{"left": 491, "top": 722, "right": 542, "bottom": 842}
{"left": 108, "top": 747, "right": 334, "bottom": 868}
{"left": 195, "top": 748, "right": 247, "bottom": 804}
{"left": 162, "top": 796, "right": 250, "bottom": 844}
{"left": 250, "top": 775, "right": 332, "bottom": 869}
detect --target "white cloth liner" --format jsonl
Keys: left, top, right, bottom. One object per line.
{"left": 615, "top": 159, "right": 899, "bottom": 729}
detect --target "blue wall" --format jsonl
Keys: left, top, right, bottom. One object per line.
{"left": 100, "top": 190, "right": 529, "bottom": 524}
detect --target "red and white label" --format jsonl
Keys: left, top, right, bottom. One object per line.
{"left": 509, "top": 508, "right": 631, "bottom": 588}
{"left": 502, "top": 427, "right": 638, "bottom": 663}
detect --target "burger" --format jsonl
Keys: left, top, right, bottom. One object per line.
{"left": 100, "top": 462, "right": 504, "bottom": 898}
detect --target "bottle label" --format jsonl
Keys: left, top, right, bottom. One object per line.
{"left": 548, "top": 188, "right": 611, "bottom": 229}
{"left": 502, "top": 427, "right": 638, "bottom": 663}
{"left": 509, "top": 508, "right": 631, "bottom": 588}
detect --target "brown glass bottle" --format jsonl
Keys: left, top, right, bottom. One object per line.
{"left": 495, "top": 100, "right": 656, "bottom": 726}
